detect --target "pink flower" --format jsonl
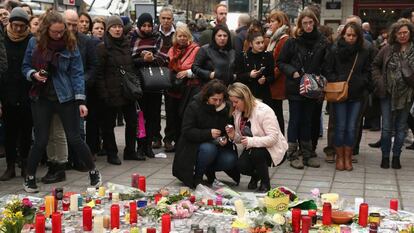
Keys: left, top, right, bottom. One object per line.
{"left": 22, "top": 198, "right": 33, "bottom": 208}
{"left": 310, "top": 188, "right": 320, "bottom": 198}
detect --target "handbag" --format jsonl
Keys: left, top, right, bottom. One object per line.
{"left": 401, "top": 59, "right": 414, "bottom": 88}
{"left": 299, "top": 73, "right": 327, "bottom": 99}
{"left": 324, "top": 53, "right": 359, "bottom": 102}
{"left": 119, "top": 66, "right": 143, "bottom": 101}
{"left": 140, "top": 65, "right": 172, "bottom": 92}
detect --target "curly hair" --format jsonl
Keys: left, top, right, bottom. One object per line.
{"left": 388, "top": 18, "right": 414, "bottom": 45}
{"left": 36, "top": 11, "right": 76, "bottom": 52}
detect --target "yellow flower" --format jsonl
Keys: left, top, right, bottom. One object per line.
{"left": 15, "top": 212, "right": 23, "bottom": 218}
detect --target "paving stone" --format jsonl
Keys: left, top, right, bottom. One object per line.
{"left": 365, "top": 184, "right": 398, "bottom": 191}
{"left": 331, "top": 182, "right": 364, "bottom": 190}
{"left": 330, "top": 188, "right": 363, "bottom": 196}
{"left": 365, "top": 190, "right": 399, "bottom": 198}
{"left": 300, "top": 180, "right": 331, "bottom": 188}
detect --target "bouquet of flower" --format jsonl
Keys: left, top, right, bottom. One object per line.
{"left": 0, "top": 198, "right": 36, "bottom": 233}
{"left": 167, "top": 200, "right": 198, "bottom": 219}
{"left": 267, "top": 187, "right": 298, "bottom": 202}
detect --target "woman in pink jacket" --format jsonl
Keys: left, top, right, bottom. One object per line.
{"left": 227, "top": 82, "right": 288, "bottom": 192}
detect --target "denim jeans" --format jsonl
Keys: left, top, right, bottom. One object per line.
{"left": 333, "top": 101, "right": 362, "bottom": 147}
{"left": 380, "top": 97, "right": 411, "bottom": 158}
{"left": 28, "top": 98, "right": 95, "bottom": 176}
{"left": 195, "top": 142, "right": 237, "bottom": 176}
{"left": 287, "top": 99, "right": 316, "bottom": 143}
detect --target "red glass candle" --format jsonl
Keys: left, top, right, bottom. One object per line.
{"left": 83, "top": 206, "right": 92, "bottom": 231}
{"left": 291, "top": 208, "right": 301, "bottom": 233}
{"left": 161, "top": 214, "right": 171, "bottom": 233}
{"left": 130, "top": 201, "right": 137, "bottom": 224}
{"left": 308, "top": 209, "right": 317, "bottom": 226}
{"left": 322, "top": 202, "right": 332, "bottom": 226}
{"left": 207, "top": 199, "right": 214, "bottom": 206}
{"left": 62, "top": 195, "right": 70, "bottom": 211}
{"left": 301, "top": 216, "right": 311, "bottom": 233}
{"left": 111, "top": 204, "right": 120, "bottom": 229}
{"left": 189, "top": 195, "right": 196, "bottom": 203}
{"left": 51, "top": 212, "right": 62, "bottom": 233}
{"left": 131, "top": 173, "right": 139, "bottom": 188}
{"left": 95, "top": 199, "right": 101, "bottom": 205}
{"left": 138, "top": 176, "right": 146, "bottom": 192}
{"left": 35, "top": 213, "right": 46, "bottom": 233}
{"left": 359, "top": 203, "right": 369, "bottom": 227}
{"left": 154, "top": 193, "right": 162, "bottom": 204}
{"left": 390, "top": 199, "right": 398, "bottom": 212}
{"left": 147, "top": 228, "right": 156, "bottom": 233}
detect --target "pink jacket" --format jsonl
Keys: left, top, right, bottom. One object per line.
{"left": 233, "top": 101, "right": 288, "bottom": 165}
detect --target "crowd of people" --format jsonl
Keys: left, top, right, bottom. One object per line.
{"left": 0, "top": 0, "right": 414, "bottom": 192}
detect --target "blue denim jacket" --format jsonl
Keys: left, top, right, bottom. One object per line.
{"left": 22, "top": 37, "right": 85, "bottom": 103}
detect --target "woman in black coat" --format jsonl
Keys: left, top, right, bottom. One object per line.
{"left": 277, "top": 9, "right": 328, "bottom": 169}
{"left": 192, "top": 24, "right": 236, "bottom": 86}
{"left": 324, "top": 22, "right": 372, "bottom": 171}
{"left": 173, "top": 80, "right": 239, "bottom": 188}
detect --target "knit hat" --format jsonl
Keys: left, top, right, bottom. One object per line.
{"left": 9, "top": 7, "right": 29, "bottom": 24}
{"left": 137, "top": 13, "right": 153, "bottom": 29}
{"left": 120, "top": 16, "right": 130, "bottom": 26}
{"left": 105, "top": 15, "right": 123, "bottom": 32}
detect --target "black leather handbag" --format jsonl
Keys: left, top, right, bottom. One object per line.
{"left": 140, "top": 66, "right": 172, "bottom": 92}
{"left": 119, "top": 66, "right": 143, "bottom": 101}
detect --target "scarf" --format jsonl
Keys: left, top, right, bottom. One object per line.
{"left": 386, "top": 42, "right": 414, "bottom": 111}
{"left": 6, "top": 23, "right": 30, "bottom": 42}
{"left": 337, "top": 38, "right": 360, "bottom": 61}
{"left": 169, "top": 42, "right": 198, "bottom": 71}
{"left": 32, "top": 38, "right": 66, "bottom": 72}
{"left": 297, "top": 27, "right": 320, "bottom": 49}
{"left": 267, "top": 25, "right": 289, "bottom": 52}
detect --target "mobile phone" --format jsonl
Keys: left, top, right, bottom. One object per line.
{"left": 258, "top": 67, "right": 266, "bottom": 73}
{"left": 39, "top": 69, "right": 48, "bottom": 77}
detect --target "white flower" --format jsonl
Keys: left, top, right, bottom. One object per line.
{"left": 272, "top": 213, "right": 286, "bottom": 225}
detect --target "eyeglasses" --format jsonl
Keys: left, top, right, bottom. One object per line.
{"left": 49, "top": 28, "right": 66, "bottom": 35}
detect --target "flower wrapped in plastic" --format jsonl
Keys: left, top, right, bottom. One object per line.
{"left": 106, "top": 182, "right": 146, "bottom": 200}
{"left": 167, "top": 200, "right": 198, "bottom": 219}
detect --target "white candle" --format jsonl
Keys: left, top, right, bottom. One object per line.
{"left": 87, "top": 187, "right": 96, "bottom": 196}
{"left": 70, "top": 194, "right": 78, "bottom": 212}
{"left": 93, "top": 215, "right": 104, "bottom": 233}
{"left": 234, "top": 199, "right": 245, "bottom": 219}
{"left": 112, "top": 193, "right": 119, "bottom": 203}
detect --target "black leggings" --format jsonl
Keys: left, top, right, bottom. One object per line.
{"left": 28, "top": 98, "right": 95, "bottom": 175}
{"left": 238, "top": 147, "right": 272, "bottom": 182}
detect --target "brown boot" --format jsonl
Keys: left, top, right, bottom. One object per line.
{"left": 335, "top": 147, "right": 345, "bottom": 171}
{"left": 344, "top": 146, "right": 353, "bottom": 171}
{"left": 0, "top": 164, "right": 16, "bottom": 181}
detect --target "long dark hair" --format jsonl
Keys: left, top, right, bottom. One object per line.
{"left": 79, "top": 12, "right": 93, "bottom": 32}
{"left": 37, "top": 11, "right": 76, "bottom": 51}
{"left": 211, "top": 24, "right": 232, "bottom": 51}
{"left": 340, "top": 22, "right": 364, "bottom": 48}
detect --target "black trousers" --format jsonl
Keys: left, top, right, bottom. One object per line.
{"left": 138, "top": 92, "right": 162, "bottom": 143}
{"left": 238, "top": 148, "right": 272, "bottom": 182}
{"left": 85, "top": 95, "right": 104, "bottom": 155}
{"left": 28, "top": 98, "right": 95, "bottom": 175}
{"left": 164, "top": 95, "right": 182, "bottom": 144}
{"left": 311, "top": 101, "right": 324, "bottom": 151}
{"left": 3, "top": 104, "right": 32, "bottom": 165}
{"left": 264, "top": 99, "right": 285, "bottom": 135}
{"left": 101, "top": 102, "right": 137, "bottom": 156}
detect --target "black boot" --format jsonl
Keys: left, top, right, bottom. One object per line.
{"left": 41, "top": 163, "right": 66, "bottom": 184}
{"left": 205, "top": 170, "right": 216, "bottom": 185}
{"left": 369, "top": 139, "right": 381, "bottom": 148}
{"left": 107, "top": 154, "right": 122, "bottom": 165}
{"left": 392, "top": 157, "right": 401, "bottom": 169}
{"left": 257, "top": 179, "right": 271, "bottom": 192}
{"left": 0, "top": 164, "right": 16, "bottom": 181}
{"left": 380, "top": 157, "right": 390, "bottom": 169}
{"left": 124, "top": 146, "right": 145, "bottom": 161}
{"left": 144, "top": 139, "right": 155, "bottom": 158}
{"left": 247, "top": 176, "right": 258, "bottom": 190}
{"left": 224, "top": 168, "right": 240, "bottom": 186}
{"left": 135, "top": 140, "right": 147, "bottom": 161}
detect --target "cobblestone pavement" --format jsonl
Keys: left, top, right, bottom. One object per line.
{"left": 1, "top": 102, "right": 414, "bottom": 211}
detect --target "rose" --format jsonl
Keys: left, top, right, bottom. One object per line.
{"left": 22, "top": 198, "right": 33, "bottom": 208}
{"left": 310, "top": 188, "right": 320, "bottom": 198}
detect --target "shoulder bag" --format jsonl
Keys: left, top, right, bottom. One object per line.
{"left": 324, "top": 53, "right": 359, "bottom": 103}
{"left": 119, "top": 65, "right": 143, "bottom": 101}
{"left": 140, "top": 64, "right": 171, "bottom": 92}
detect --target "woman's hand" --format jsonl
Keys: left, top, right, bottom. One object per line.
{"left": 250, "top": 69, "right": 261, "bottom": 78}
{"left": 143, "top": 52, "right": 154, "bottom": 62}
{"left": 241, "top": 136, "right": 249, "bottom": 147}
{"left": 293, "top": 72, "right": 301, "bottom": 79}
{"left": 225, "top": 125, "right": 235, "bottom": 140}
{"left": 79, "top": 105, "right": 88, "bottom": 118}
{"left": 210, "top": 71, "right": 215, "bottom": 79}
{"left": 258, "top": 76, "right": 266, "bottom": 85}
{"left": 33, "top": 71, "right": 47, "bottom": 82}
{"left": 176, "top": 71, "right": 188, "bottom": 79}
{"left": 211, "top": 129, "right": 221, "bottom": 139}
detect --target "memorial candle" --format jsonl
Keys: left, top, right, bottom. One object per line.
{"left": 308, "top": 209, "right": 317, "bottom": 226}
{"left": 98, "top": 186, "right": 105, "bottom": 197}
{"left": 51, "top": 212, "right": 62, "bottom": 233}
{"left": 234, "top": 199, "right": 245, "bottom": 219}
{"left": 301, "top": 216, "right": 311, "bottom": 233}
{"left": 131, "top": 173, "right": 139, "bottom": 188}
{"left": 322, "top": 202, "right": 332, "bottom": 226}
{"left": 35, "top": 213, "right": 45, "bottom": 233}
{"left": 70, "top": 194, "right": 78, "bottom": 212}
{"left": 103, "top": 215, "right": 110, "bottom": 229}
{"left": 291, "top": 208, "right": 301, "bottom": 233}
{"left": 83, "top": 206, "right": 93, "bottom": 231}
{"left": 111, "top": 204, "right": 120, "bottom": 229}
{"left": 147, "top": 228, "right": 156, "bottom": 233}
{"left": 138, "top": 176, "right": 146, "bottom": 192}
{"left": 45, "top": 195, "right": 55, "bottom": 218}
{"left": 359, "top": 203, "right": 369, "bottom": 227}
{"left": 130, "top": 201, "right": 137, "bottom": 224}
{"left": 390, "top": 199, "right": 398, "bottom": 212}
{"left": 112, "top": 193, "right": 120, "bottom": 203}
{"left": 94, "top": 215, "right": 104, "bottom": 233}
{"left": 154, "top": 193, "right": 162, "bottom": 204}
{"left": 161, "top": 214, "right": 171, "bottom": 233}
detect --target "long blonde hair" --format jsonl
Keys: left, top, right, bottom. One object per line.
{"left": 228, "top": 82, "right": 256, "bottom": 118}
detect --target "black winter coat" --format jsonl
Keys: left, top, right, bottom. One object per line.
{"left": 192, "top": 44, "right": 236, "bottom": 86}
{"left": 324, "top": 41, "right": 372, "bottom": 101}
{"left": 0, "top": 26, "right": 7, "bottom": 77}
{"left": 0, "top": 33, "right": 31, "bottom": 106}
{"left": 173, "top": 95, "right": 232, "bottom": 188}
{"left": 95, "top": 35, "right": 141, "bottom": 107}
{"left": 277, "top": 32, "right": 328, "bottom": 100}
{"left": 76, "top": 33, "right": 99, "bottom": 89}
{"left": 235, "top": 49, "right": 274, "bottom": 100}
